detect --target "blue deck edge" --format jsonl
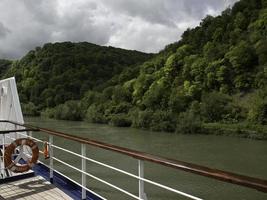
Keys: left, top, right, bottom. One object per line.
{"left": 33, "top": 162, "right": 103, "bottom": 200}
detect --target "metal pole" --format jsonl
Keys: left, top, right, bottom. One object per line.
{"left": 81, "top": 143, "right": 87, "bottom": 199}
{"left": 138, "top": 160, "right": 147, "bottom": 200}
{"left": 49, "top": 135, "right": 54, "bottom": 183}
{"left": 15, "top": 124, "right": 17, "bottom": 139}
{"left": 28, "top": 131, "right": 32, "bottom": 138}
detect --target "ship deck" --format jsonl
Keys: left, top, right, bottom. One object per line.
{"left": 0, "top": 175, "right": 72, "bottom": 200}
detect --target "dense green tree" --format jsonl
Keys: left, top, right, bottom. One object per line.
{"left": 225, "top": 41, "right": 257, "bottom": 90}
{"left": 0, "top": 59, "right": 12, "bottom": 78}
{"left": 201, "top": 92, "right": 232, "bottom": 122}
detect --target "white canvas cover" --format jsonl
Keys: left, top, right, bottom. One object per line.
{"left": 0, "top": 77, "right": 24, "bottom": 143}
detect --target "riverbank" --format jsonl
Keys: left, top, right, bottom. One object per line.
{"left": 26, "top": 113, "right": 267, "bottom": 140}
{"left": 202, "top": 123, "right": 267, "bottom": 140}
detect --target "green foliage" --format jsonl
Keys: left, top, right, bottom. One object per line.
{"left": 175, "top": 101, "right": 202, "bottom": 134}
{"left": 130, "top": 109, "right": 176, "bottom": 132}
{"left": 112, "top": 85, "right": 132, "bottom": 103}
{"left": 203, "top": 122, "right": 267, "bottom": 140}
{"left": 255, "top": 39, "right": 267, "bottom": 65}
{"left": 225, "top": 41, "right": 257, "bottom": 90}
{"left": 149, "top": 110, "right": 176, "bottom": 132}
{"left": 168, "top": 87, "right": 191, "bottom": 113}
{"left": 41, "top": 108, "right": 55, "bottom": 118}
{"left": 81, "top": 90, "right": 102, "bottom": 114}
{"left": 109, "top": 114, "right": 132, "bottom": 127}
{"left": 176, "top": 111, "right": 202, "bottom": 134}
{"left": 143, "top": 78, "right": 170, "bottom": 109}
{"left": 21, "top": 102, "right": 39, "bottom": 116}
{"left": 48, "top": 101, "right": 82, "bottom": 121}
{"left": 0, "top": 59, "right": 12, "bottom": 78}
{"left": 132, "top": 74, "right": 154, "bottom": 106}
{"left": 247, "top": 89, "right": 267, "bottom": 124}
{"left": 206, "top": 92, "right": 245, "bottom": 123}
{"left": 234, "top": 12, "right": 248, "bottom": 30}
{"left": 86, "top": 104, "right": 107, "bottom": 124}
{"left": 131, "top": 109, "right": 154, "bottom": 129}
{"left": 248, "top": 100, "right": 267, "bottom": 124}
{"left": 201, "top": 92, "right": 234, "bottom": 122}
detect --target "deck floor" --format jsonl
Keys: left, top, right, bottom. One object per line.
{"left": 0, "top": 176, "right": 72, "bottom": 200}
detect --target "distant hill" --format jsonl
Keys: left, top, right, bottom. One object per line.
{"left": 3, "top": 42, "right": 153, "bottom": 109}
{"left": 3, "top": 0, "right": 267, "bottom": 137}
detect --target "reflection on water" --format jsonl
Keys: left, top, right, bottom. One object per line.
{"left": 26, "top": 117, "right": 267, "bottom": 200}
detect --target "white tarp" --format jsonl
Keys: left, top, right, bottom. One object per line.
{"left": 0, "top": 77, "right": 24, "bottom": 143}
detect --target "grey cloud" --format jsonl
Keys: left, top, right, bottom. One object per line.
{"left": 99, "top": 0, "right": 236, "bottom": 27}
{"left": 22, "top": 0, "right": 58, "bottom": 25}
{"left": 0, "top": 22, "right": 10, "bottom": 38}
{"left": 50, "top": 1, "right": 113, "bottom": 45}
{"left": 0, "top": 0, "right": 238, "bottom": 59}
{"left": 99, "top": 0, "right": 177, "bottom": 27}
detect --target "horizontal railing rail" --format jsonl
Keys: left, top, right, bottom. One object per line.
{"left": 0, "top": 128, "right": 39, "bottom": 134}
{"left": 1, "top": 119, "right": 267, "bottom": 200}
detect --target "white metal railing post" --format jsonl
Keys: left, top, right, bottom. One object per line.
{"left": 15, "top": 124, "right": 17, "bottom": 139}
{"left": 138, "top": 160, "right": 147, "bottom": 200}
{"left": 28, "top": 131, "right": 32, "bottom": 138}
{"left": 49, "top": 135, "right": 54, "bottom": 183}
{"left": 81, "top": 143, "right": 87, "bottom": 199}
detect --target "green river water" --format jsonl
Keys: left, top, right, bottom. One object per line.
{"left": 25, "top": 117, "right": 267, "bottom": 200}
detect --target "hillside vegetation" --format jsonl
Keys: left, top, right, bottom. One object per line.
{"left": 1, "top": 0, "right": 267, "bottom": 138}
{"left": 0, "top": 59, "right": 12, "bottom": 78}
{"left": 3, "top": 42, "right": 152, "bottom": 115}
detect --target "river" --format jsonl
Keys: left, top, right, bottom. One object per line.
{"left": 25, "top": 117, "right": 267, "bottom": 200}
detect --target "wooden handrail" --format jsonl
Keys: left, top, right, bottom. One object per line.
{"left": 1, "top": 120, "right": 267, "bottom": 193}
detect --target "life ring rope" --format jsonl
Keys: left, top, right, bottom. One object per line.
{"left": 4, "top": 138, "right": 39, "bottom": 173}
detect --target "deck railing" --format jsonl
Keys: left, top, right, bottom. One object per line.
{"left": 1, "top": 120, "right": 267, "bottom": 200}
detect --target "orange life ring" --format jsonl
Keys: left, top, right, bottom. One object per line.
{"left": 4, "top": 138, "right": 39, "bottom": 173}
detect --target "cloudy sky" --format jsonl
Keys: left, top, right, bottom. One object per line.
{"left": 0, "top": 0, "right": 237, "bottom": 59}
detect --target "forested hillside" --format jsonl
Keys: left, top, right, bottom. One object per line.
{"left": 1, "top": 0, "right": 267, "bottom": 138}
{"left": 3, "top": 42, "right": 152, "bottom": 117}
{"left": 79, "top": 0, "right": 267, "bottom": 136}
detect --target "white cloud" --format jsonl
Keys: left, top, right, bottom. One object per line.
{"left": 0, "top": 0, "right": 238, "bottom": 59}
{"left": 108, "top": 16, "right": 180, "bottom": 52}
